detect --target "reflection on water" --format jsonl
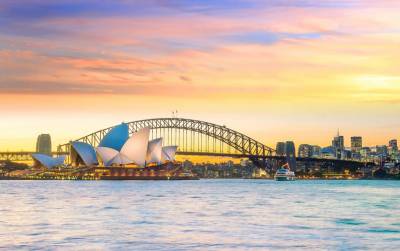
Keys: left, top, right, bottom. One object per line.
{"left": 1, "top": 180, "right": 399, "bottom": 250}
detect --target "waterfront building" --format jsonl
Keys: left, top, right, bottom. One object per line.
{"left": 71, "top": 141, "right": 99, "bottom": 167}
{"left": 312, "top": 145, "right": 321, "bottom": 157}
{"left": 32, "top": 153, "right": 65, "bottom": 169}
{"left": 360, "top": 147, "right": 371, "bottom": 160}
{"left": 285, "top": 141, "right": 296, "bottom": 158}
{"left": 342, "top": 150, "right": 352, "bottom": 160}
{"left": 276, "top": 142, "right": 286, "bottom": 156}
{"left": 332, "top": 132, "right": 344, "bottom": 150}
{"left": 375, "top": 145, "right": 388, "bottom": 158}
{"left": 161, "top": 146, "right": 178, "bottom": 162}
{"left": 183, "top": 160, "right": 193, "bottom": 169}
{"left": 71, "top": 125, "right": 178, "bottom": 168}
{"left": 321, "top": 146, "right": 335, "bottom": 159}
{"left": 298, "top": 144, "right": 313, "bottom": 158}
{"left": 96, "top": 147, "right": 122, "bottom": 166}
{"left": 96, "top": 127, "right": 151, "bottom": 167}
{"left": 351, "top": 136, "right": 362, "bottom": 153}
{"left": 36, "top": 134, "right": 52, "bottom": 156}
{"left": 351, "top": 152, "right": 361, "bottom": 160}
{"left": 285, "top": 141, "right": 297, "bottom": 171}
{"left": 332, "top": 130, "right": 344, "bottom": 158}
{"left": 388, "top": 139, "right": 398, "bottom": 160}
{"left": 118, "top": 127, "right": 150, "bottom": 167}
{"left": 240, "top": 159, "right": 250, "bottom": 167}
{"left": 146, "top": 138, "right": 163, "bottom": 164}
{"left": 389, "top": 139, "right": 398, "bottom": 150}
{"left": 96, "top": 123, "right": 131, "bottom": 166}
{"left": 98, "top": 123, "right": 129, "bottom": 151}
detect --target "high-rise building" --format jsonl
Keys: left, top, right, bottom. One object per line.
{"left": 298, "top": 144, "right": 312, "bottom": 158}
{"left": 311, "top": 145, "right": 321, "bottom": 157}
{"left": 332, "top": 133, "right": 344, "bottom": 150}
{"left": 389, "top": 139, "right": 398, "bottom": 151}
{"left": 332, "top": 130, "right": 344, "bottom": 158}
{"left": 343, "top": 150, "right": 352, "bottom": 160}
{"left": 285, "top": 141, "right": 296, "bottom": 158}
{"left": 351, "top": 151, "right": 361, "bottom": 160}
{"left": 360, "top": 147, "right": 371, "bottom": 160}
{"left": 375, "top": 145, "right": 388, "bottom": 158}
{"left": 36, "top": 134, "right": 52, "bottom": 156}
{"left": 285, "top": 141, "right": 297, "bottom": 171}
{"left": 351, "top": 136, "right": 362, "bottom": 153}
{"left": 388, "top": 139, "right": 398, "bottom": 160}
{"left": 276, "top": 142, "right": 286, "bottom": 156}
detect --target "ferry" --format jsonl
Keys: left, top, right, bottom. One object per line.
{"left": 274, "top": 164, "right": 296, "bottom": 181}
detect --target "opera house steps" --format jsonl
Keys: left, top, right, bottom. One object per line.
{"left": 98, "top": 163, "right": 199, "bottom": 180}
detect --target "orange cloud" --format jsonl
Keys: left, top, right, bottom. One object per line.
{"left": 1, "top": 1, "right": 400, "bottom": 150}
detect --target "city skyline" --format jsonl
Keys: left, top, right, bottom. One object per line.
{"left": 1, "top": 1, "right": 400, "bottom": 150}
{"left": 2, "top": 123, "right": 397, "bottom": 153}
{"left": 1, "top": 2, "right": 400, "bottom": 250}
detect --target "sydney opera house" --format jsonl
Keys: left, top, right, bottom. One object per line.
{"left": 32, "top": 123, "right": 178, "bottom": 170}
{"left": 32, "top": 153, "right": 66, "bottom": 169}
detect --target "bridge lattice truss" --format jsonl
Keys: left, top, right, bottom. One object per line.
{"left": 57, "top": 118, "right": 275, "bottom": 159}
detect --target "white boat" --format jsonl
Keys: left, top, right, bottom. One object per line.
{"left": 274, "top": 164, "right": 295, "bottom": 181}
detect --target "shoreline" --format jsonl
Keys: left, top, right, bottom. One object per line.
{"left": 0, "top": 175, "right": 398, "bottom": 181}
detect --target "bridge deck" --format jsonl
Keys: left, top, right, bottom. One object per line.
{"left": 0, "top": 151, "right": 373, "bottom": 166}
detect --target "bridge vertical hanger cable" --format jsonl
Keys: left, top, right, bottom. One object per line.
{"left": 56, "top": 117, "right": 276, "bottom": 166}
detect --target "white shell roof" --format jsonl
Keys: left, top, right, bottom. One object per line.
{"left": 71, "top": 141, "right": 98, "bottom": 166}
{"left": 32, "top": 153, "right": 65, "bottom": 168}
{"left": 120, "top": 127, "right": 150, "bottom": 167}
{"left": 98, "top": 123, "right": 129, "bottom": 151}
{"left": 146, "top": 138, "right": 163, "bottom": 164}
{"left": 96, "top": 147, "right": 119, "bottom": 166}
{"left": 161, "top": 146, "right": 178, "bottom": 162}
{"left": 109, "top": 152, "right": 133, "bottom": 165}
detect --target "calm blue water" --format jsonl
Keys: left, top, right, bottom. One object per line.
{"left": 0, "top": 180, "right": 399, "bottom": 250}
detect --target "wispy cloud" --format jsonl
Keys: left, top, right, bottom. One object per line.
{"left": 2, "top": 0, "right": 400, "bottom": 150}
{"left": 1, "top": 0, "right": 400, "bottom": 102}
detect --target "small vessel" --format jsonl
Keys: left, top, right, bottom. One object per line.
{"left": 274, "top": 164, "right": 295, "bottom": 181}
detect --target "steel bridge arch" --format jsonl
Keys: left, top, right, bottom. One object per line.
{"left": 57, "top": 118, "right": 275, "bottom": 159}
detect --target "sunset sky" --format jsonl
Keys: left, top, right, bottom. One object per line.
{"left": 0, "top": 0, "right": 399, "bottom": 151}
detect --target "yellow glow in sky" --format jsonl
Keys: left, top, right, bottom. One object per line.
{"left": 0, "top": 1, "right": 399, "bottom": 151}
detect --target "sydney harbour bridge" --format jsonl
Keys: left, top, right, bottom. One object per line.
{"left": 0, "top": 117, "right": 371, "bottom": 169}
{"left": 57, "top": 117, "right": 275, "bottom": 168}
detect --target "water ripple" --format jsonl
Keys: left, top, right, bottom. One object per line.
{"left": 0, "top": 179, "right": 399, "bottom": 250}
{"left": 335, "top": 218, "right": 366, "bottom": 226}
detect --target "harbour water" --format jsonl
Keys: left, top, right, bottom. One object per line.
{"left": 1, "top": 179, "right": 399, "bottom": 250}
